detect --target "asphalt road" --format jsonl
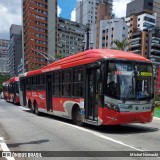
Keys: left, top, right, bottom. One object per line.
{"left": 0, "top": 99, "right": 160, "bottom": 160}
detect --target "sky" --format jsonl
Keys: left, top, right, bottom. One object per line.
{"left": 0, "top": 0, "right": 131, "bottom": 40}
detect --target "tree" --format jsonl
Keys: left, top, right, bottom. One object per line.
{"left": 31, "top": 64, "right": 40, "bottom": 71}
{"left": 0, "top": 74, "right": 10, "bottom": 92}
{"left": 111, "top": 39, "right": 128, "bottom": 51}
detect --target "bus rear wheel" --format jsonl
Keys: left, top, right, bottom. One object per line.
{"left": 28, "top": 100, "right": 34, "bottom": 113}
{"left": 13, "top": 97, "right": 16, "bottom": 105}
{"left": 34, "top": 102, "right": 40, "bottom": 116}
{"left": 73, "top": 107, "right": 83, "bottom": 126}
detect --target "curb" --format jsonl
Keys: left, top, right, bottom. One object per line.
{"left": 153, "top": 117, "right": 160, "bottom": 120}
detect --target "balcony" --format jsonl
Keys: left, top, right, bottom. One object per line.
{"left": 151, "top": 43, "right": 160, "bottom": 47}
{"left": 130, "top": 37, "right": 141, "bottom": 42}
{"left": 151, "top": 49, "right": 160, "bottom": 53}
{"left": 152, "top": 37, "right": 160, "bottom": 41}
{"left": 130, "top": 43, "right": 141, "bottom": 48}
{"left": 130, "top": 49, "right": 141, "bottom": 53}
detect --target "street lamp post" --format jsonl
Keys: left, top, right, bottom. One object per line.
{"left": 82, "top": 23, "right": 94, "bottom": 51}
{"left": 86, "top": 23, "right": 90, "bottom": 50}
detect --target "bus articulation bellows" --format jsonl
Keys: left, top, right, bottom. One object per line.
{"left": 19, "top": 49, "right": 154, "bottom": 126}
{"left": 3, "top": 77, "right": 20, "bottom": 104}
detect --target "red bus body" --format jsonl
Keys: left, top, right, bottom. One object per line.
{"left": 3, "top": 77, "right": 20, "bottom": 104}
{"left": 19, "top": 49, "right": 154, "bottom": 126}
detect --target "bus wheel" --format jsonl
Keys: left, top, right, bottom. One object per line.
{"left": 73, "top": 107, "right": 83, "bottom": 126}
{"left": 34, "top": 102, "right": 40, "bottom": 116}
{"left": 28, "top": 100, "right": 34, "bottom": 113}
{"left": 13, "top": 97, "right": 16, "bottom": 105}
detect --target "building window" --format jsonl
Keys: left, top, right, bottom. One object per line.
{"left": 148, "top": 2, "right": 153, "bottom": 6}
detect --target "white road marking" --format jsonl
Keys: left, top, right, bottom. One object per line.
{"left": 19, "top": 106, "right": 30, "bottom": 111}
{"left": 0, "top": 137, "right": 15, "bottom": 160}
{"left": 153, "top": 117, "right": 160, "bottom": 120}
{"left": 58, "top": 121, "right": 147, "bottom": 151}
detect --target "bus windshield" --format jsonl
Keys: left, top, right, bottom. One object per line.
{"left": 106, "top": 61, "right": 154, "bottom": 101}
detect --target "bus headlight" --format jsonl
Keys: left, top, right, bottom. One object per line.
{"left": 105, "top": 102, "right": 120, "bottom": 112}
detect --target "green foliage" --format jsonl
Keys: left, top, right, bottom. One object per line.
{"left": 111, "top": 39, "right": 129, "bottom": 51}
{"left": 30, "top": 64, "right": 40, "bottom": 71}
{"left": 55, "top": 54, "right": 66, "bottom": 60}
{"left": 0, "top": 74, "right": 10, "bottom": 92}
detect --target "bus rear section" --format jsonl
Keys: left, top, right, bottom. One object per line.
{"left": 2, "top": 82, "right": 8, "bottom": 101}
{"left": 3, "top": 77, "right": 20, "bottom": 105}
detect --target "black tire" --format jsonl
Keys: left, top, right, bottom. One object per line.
{"left": 13, "top": 97, "right": 16, "bottom": 105}
{"left": 73, "top": 107, "right": 83, "bottom": 126}
{"left": 13, "top": 97, "right": 16, "bottom": 104}
{"left": 28, "top": 101, "right": 34, "bottom": 113}
{"left": 34, "top": 102, "right": 40, "bottom": 116}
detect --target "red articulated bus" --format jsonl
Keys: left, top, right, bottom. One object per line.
{"left": 3, "top": 77, "right": 20, "bottom": 104}
{"left": 19, "top": 49, "right": 154, "bottom": 126}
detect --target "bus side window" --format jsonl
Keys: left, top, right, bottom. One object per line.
{"left": 73, "top": 68, "right": 84, "bottom": 97}
{"left": 53, "top": 71, "right": 61, "bottom": 96}
{"left": 62, "top": 69, "right": 71, "bottom": 97}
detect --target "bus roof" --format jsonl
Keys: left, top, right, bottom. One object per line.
{"left": 25, "top": 49, "right": 151, "bottom": 77}
{"left": 6, "top": 77, "right": 19, "bottom": 83}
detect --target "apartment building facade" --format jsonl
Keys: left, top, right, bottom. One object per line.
{"left": 126, "top": 0, "right": 157, "bottom": 57}
{"left": 22, "top": 0, "right": 57, "bottom": 71}
{"left": 126, "top": 0, "right": 160, "bottom": 27}
{"left": 0, "top": 39, "right": 9, "bottom": 74}
{"left": 8, "top": 25, "right": 22, "bottom": 76}
{"left": 76, "top": 0, "right": 112, "bottom": 25}
{"left": 57, "top": 17, "right": 86, "bottom": 58}
{"left": 97, "top": 18, "right": 128, "bottom": 49}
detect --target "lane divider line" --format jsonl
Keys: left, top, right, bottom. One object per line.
{"left": 58, "top": 121, "right": 147, "bottom": 152}
{"left": 0, "top": 137, "right": 15, "bottom": 160}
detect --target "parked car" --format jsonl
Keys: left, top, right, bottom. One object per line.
{"left": 0, "top": 92, "right": 4, "bottom": 99}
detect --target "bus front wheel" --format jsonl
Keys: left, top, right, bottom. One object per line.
{"left": 73, "top": 107, "right": 83, "bottom": 126}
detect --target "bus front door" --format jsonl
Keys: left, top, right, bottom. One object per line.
{"left": 46, "top": 75, "right": 52, "bottom": 111}
{"left": 85, "top": 67, "right": 100, "bottom": 122}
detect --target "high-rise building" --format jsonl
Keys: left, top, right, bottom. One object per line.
{"left": 57, "top": 17, "right": 86, "bottom": 58}
{"left": 148, "top": 28, "right": 160, "bottom": 65}
{"left": 126, "top": 0, "right": 154, "bottom": 17}
{"left": 126, "top": 0, "right": 160, "bottom": 27}
{"left": 22, "top": 0, "right": 57, "bottom": 71}
{"left": 0, "top": 39, "right": 9, "bottom": 74}
{"left": 153, "top": 0, "right": 160, "bottom": 27}
{"left": 76, "top": 0, "right": 98, "bottom": 25}
{"left": 125, "top": 0, "right": 157, "bottom": 57}
{"left": 8, "top": 25, "right": 22, "bottom": 76}
{"left": 76, "top": 0, "right": 112, "bottom": 25}
{"left": 95, "top": 0, "right": 113, "bottom": 48}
